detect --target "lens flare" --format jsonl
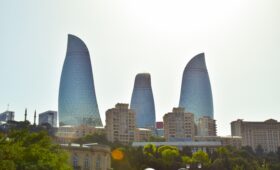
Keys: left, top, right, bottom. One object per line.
{"left": 111, "top": 149, "right": 124, "bottom": 160}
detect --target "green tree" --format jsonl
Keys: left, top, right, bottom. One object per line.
{"left": 0, "top": 130, "right": 72, "bottom": 170}
{"left": 192, "top": 150, "right": 210, "bottom": 167}
{"left": 74, "top": 132, "right": 109, "bottom": 145}
{"left": 143, "top": 144, "right": 157, "bottom": 157}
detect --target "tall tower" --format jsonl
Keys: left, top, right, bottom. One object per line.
{"left": 179, "top": 53, "right": 214, "bottom": 122}
{"left": 130, "top": 73, "right": 156, "bottom": 129}
{"left": 58, "top": 34, "right": 102, "bottom": 127}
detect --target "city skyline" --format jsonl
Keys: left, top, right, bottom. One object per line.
{"left": 1, "top": 1, "right": 280, "bottom": 136}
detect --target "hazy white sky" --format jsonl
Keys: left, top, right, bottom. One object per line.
{"left": 0, "top": 0, "right": 280, "bottom": 135}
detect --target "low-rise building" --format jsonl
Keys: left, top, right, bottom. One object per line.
{"left": 61, "top": 143, "right": 111, "bottom": 170}
{"left": 155, "top": 121, "right": 164, "bottom": 137}
{"left": 135, "top": 128, "right": 152, "bottom": 142}
{"left": 0, "top": 111, "right": 14, "bottom": 122}
{"left": 231, "top": 119, "right": 280, "bottom": 152}
{"left": 38, "top": 110, "right": 58, "bottom": 127}
{"left": 194, "top": 136, "right": 242, "bottom": 149}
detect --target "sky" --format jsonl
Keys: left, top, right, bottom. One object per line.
{"left": 0, "top": 0, "right": 280, "bottom": 135}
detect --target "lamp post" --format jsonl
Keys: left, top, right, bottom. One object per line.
{"left": 183, "top": 163, "right": 202, "bottom": 170}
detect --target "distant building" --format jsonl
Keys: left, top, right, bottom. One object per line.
{"left": 55, "top": 125, "right": 104, "bottom": 143}
{"left": 179, "top": 53, "right": 214, "bottom": 123}
{"left": 58, "top": 34, "right": 102, "bottom": 127}
{"left": 61, "top": 143, "right": 111, "bottom": 170}
{"left": 156, "top": 122, "right": 164, "bottom": 129}
{"left": 130, "top": 73, "right": 156, "bottom": 129}
{"left": 197, "top": 116, "right": 217, "bottom": 136}
{"left": 135, "top": 128, "right": 152, "bottom": 142}
{"left": 105, "top": 103, "right": 136, "bottom": 144}
{"left": 0, "top": 111, "right": 14, "bottom": 122}
{"left": 155, "top": 121, "right": 164, "bottom": 137}
{"left": 163, "top": 107, "right": 195, "bottom": 141}
{"left": 38, "top": 111, "right": 57, "bottom": 127}
{"left": 231, "top": 119, "right": 280, "bottom": 152}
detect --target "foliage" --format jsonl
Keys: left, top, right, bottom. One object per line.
{"left": 148, "top": 136, "right": 165, "bottom": 142}
{"left": 0, "top": 130, "right": 72, "bottom": 170}
{"left": 74, "top": 132, "right": 109, "bottom": 145}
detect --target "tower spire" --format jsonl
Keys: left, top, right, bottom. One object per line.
{"left": 24, "top": 108, "right": 27, "bottom": 121}
{"left": 34, "top": 110, "right": 36, "bottom": 125}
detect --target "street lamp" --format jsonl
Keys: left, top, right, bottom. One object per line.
{"left": 182, "top": 163, "right": 202, "bottom": 170}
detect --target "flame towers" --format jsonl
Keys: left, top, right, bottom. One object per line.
{"left": 130, "top": 73, "right": 156, "bottom": 129}
{"left": 58, "top": 34, "right": 102, "bottom": 126}
{"left": 179, "top": 53, "right": 214, "bottom": 121}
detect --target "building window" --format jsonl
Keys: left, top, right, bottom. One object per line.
{"left": 96, "top": 155, "right": 101, "bottom": 170}
{"left": 84, "top": 155, "right": 90, "bottom": 169}
{"left": 72, "top": 154, "right": 79, "bottom": 168}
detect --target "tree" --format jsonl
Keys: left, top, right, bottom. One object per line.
{"left": 0, "top": 130, "right": 72, "bottom": 170}
{"left": 143, "top": 144, "right": 157, "bottom": 157}
{"left": 74, "top": 132, "right": 109, "bottom": 145}
{"left": 192, "top": 150, "right": 210, "bottom": 167}
{"left": 148, "top": 136, "right": 165, "bottom": 142}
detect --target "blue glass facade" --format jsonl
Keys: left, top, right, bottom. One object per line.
{"left": 58, "top": 34, "right": 102, "bottom": 126}
{"left": 179, "top": 53, "right": 213, "bottom": 122}
{"left": 130, "top": 73, "right": 156, "bottom": 129}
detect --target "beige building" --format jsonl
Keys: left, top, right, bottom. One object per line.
{"left": 163, "top": 107, "right": 195, "bottom": 141}
{"left": 105, "top": 103, "right": 136, "bottom": 144}
{"left": 135, "top": 128, "right": 152, "bottom": 142}
{"left": 231, "top": 119, "right": 280, "bottom": 152}
{"left": 55, "top": 125, "right": 105, "bottom": 143}
{"left": 61, "top": 143, "right": 112, "bottom": 170}
{"left": 197, "top": 116, "right": 217, "bottom": 136}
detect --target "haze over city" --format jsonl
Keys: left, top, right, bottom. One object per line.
{"left": 0, "top": 0, "right": 280, "bottom": 136}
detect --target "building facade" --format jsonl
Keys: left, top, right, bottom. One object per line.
{"left": 130, "top": 73, "right": 156, "bottom": 129}
{"left": 231, "top": 119, "right": 280, "bottom": 152}
{"left": 155, "top": 121, "right": 164, "bottom": 137}
{"left": 58, "top": 34, "right": 102, "bottom": 127}
{"left": 105, "top": 103, "right": 136, "bottom": 144}
{"left": 135, "top": 128, "right": 152, "bottom": 142}
{"left": 61, "top": 143, "right": 111, "bottom": 170}
{"left": 38, "top": 110, "right": 57, "bottom": 127}
{"left": 194, "top": 136, "right": 242, "bottom": 149}
{"left": 179, "top": 53, "right": 214, "bottom": 124}
{"left": 163, "top": 107, "right": 195, "bottom": 141}
{"left": 0, "top": 111, "right": 14, "bottom": 122}
{"left": 197, "top": 116, "right": 217, "bottom": 136}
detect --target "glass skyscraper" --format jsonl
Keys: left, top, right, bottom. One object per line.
{"left": 179, "top": 53, "right": 214, "bottom": 122}
{"left": 58, "top": 34, "right": 102, "bottom": 126}
{"left": 130, "top": 73, "right": 156, "bottom": 129}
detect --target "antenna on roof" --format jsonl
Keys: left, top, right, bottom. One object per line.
{"left": 7, "top": 104, "right": 9, "bottom": 111}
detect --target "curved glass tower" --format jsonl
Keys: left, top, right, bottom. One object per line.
{"left": 179, "top": 53, "right": 213, "bottom": 121}
{"left": 130, "top": 73, "right": 156, "bottom": 129}
{"left": 58, "top": 34, "right": 102, "bottom": 126}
